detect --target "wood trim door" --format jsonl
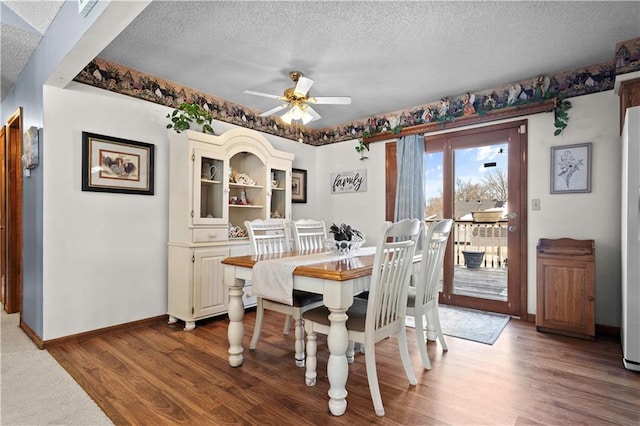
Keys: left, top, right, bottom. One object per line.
{"left": 5, "top": 108, "right": 22, "bottom": 314}
{"left": 434, "top": 121, "right": 527, "bottom": 317}
{"left": 385, "top": 120, "right": 528, "bottom": 319}
{"left": 1, "top": 126, "right": 6, "bottom": 305}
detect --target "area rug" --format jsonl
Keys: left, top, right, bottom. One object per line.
{"left": 406, "top": 305, "right": 510, "bottom": 345}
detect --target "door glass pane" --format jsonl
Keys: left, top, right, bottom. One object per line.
{"left": 453, "top": 144, "right": 508, "bottom": 302}
{"left": 425, "top": 151, "right": 444, "bottom": 220}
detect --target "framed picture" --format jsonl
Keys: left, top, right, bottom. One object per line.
{"left": 23, "top": 126, "right": 39, "bottom": 169}
{"left": 550, "top": 142, "right": 592, "bottom": 194}
{"left": 82, "top": 132, "right": 155, "bottom": 195}
{"left": 291, "top": 168, "right": 307, "bottom": 203}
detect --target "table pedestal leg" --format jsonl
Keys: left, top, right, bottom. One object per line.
{"left": 228, "top": 278, "right": 245, "bottom": 367}
{"left": 327, "top": 308, "right": 349, "bottom": 416}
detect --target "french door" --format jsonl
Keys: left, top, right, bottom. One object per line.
{"left": 427, "top": 121, "right": 527, "bottom": 317}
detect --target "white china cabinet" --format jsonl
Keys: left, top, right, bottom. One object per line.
{"left": 168, "top": 128, "right": 294, "bottom": 330}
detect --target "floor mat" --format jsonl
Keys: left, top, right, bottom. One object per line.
{"left": 406, "top": 305, "right": 510, "bottom": 345}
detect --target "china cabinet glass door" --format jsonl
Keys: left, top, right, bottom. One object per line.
{"left": 193, "top": 149, "right": 226, "bottom": 226}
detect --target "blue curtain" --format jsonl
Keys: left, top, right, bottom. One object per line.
{"left": 394, "top": 134, "right": 425, "bottom": 221}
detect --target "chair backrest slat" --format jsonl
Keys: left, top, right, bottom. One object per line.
{"left": 416, "top": 219, "right": 454, "bottom": 307}
{"left": 245, "top": 219, "right": 290, "bottom": 255}
{"left": 366, "top": 219, "right": 423, "bottom": 333}
{"left": 292, "top": 219, "right": 327, "bottom": 251}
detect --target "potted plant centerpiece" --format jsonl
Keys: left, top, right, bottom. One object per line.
{"left": 326, "top": 223, "right": 366, "bottom": 255}
{"left": 166, "top": 102, "right": 214, "bottom": 134}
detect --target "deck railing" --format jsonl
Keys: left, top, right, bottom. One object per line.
{"left": 428, "top": 219, "right": 508, "bottom": 268}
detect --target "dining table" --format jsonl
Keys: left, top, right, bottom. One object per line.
{"left": 221, "top": 247, "right": 379, "bottom": 416}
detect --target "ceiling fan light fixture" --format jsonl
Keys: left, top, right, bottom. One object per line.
{"left": 300, "top": 110, "right": 313, "bottom": 125}
{"left": 280, "top": 109, "right": 293, "bottom": 124}
{"left": 290, "top": 105, "right": 304, "bottom": 120}
{"left": 280, "top": 104, "right": 313, "bottom": 125}
{"left": 245, "top": 70, "right": 349, "bottom": 126}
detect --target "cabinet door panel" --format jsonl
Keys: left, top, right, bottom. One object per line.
{"left": 194, "top": 247, "right": 229, "bottom": 318}
{"left": 193, "top": 149, "right": 227, "bottom": 226}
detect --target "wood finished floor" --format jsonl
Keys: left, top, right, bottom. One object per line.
{"left": 48, "top": 310, "right": 640, "bottom": 425}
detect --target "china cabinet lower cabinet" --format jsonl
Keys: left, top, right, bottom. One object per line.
{"left": 167, "top": 128, "right": 293, "bottom": 330}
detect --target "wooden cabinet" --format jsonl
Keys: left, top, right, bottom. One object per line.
{"left": 536, "top": 238, "right": 595, "bottom": 340}
{"left": 617, "top": 77, "right": 640, "bottom": 134}
{"left": 167, "top": 128, "right": 294, "bottom": 329}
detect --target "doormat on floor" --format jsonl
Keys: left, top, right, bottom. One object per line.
{"left": 406, "top": 305, "right": 510, "bottom": 345}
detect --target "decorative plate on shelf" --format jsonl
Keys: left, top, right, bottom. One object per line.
{"left": 234, "top": 173, "right": 255, "bottom": 185}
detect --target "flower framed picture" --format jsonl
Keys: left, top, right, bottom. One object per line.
{"left": 550, "top": 142, "right": 591, "bottom": 194}
{"left": 291, "top": 168, "right": 307, "bottom": 203}
{"left": 81, "top": 132, "right": 155, "bottom": 195}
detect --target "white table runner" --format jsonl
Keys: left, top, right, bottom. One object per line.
{"left": 252, "top": 247, "right": 376, "bottom": 305}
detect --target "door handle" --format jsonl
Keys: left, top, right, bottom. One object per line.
{"left": 508, "top": 225, "right": 517, "bottom": 233}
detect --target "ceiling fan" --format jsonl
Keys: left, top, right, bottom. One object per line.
{"left": 243, "top": 71, "right": 352, "bottom": 125}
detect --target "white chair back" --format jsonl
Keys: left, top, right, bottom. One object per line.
{"left": 416, "top": 219, "right": 453, "bottom": 308}
{"left": 292, "top": 219, "right": 327, "bottom": 251}
{"left": 366, "top": 219, "right": 424, "bottom": 336}
{"left": 244, "top": 219, "right": 290, "bottom": 255}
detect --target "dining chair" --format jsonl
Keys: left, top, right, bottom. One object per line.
{"left": 407, "top": 218, "right": 454, "bottom": 370}
{"left": 244, "top": 219, "right": 324, "bottom": 367}
{"left": 302, "top": 219, "right": 424, "bottom": 417}
{"left": 292, "top": 219, "right": 327, "bottom": 251}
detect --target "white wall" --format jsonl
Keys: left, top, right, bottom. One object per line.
{"left": 527, "top": 91, "right": 621, "bottom": 326}
{"left": 42, "top": 82, "right": 313, "bottom": 339}
{"left": 316, "top": 91, "right": 622, "bottom": 326}
{"left": 316, "top": 139, "right": 387, "bottom": 246}
{"left": 41, "top": 82, "right": 623, "bottom": 340}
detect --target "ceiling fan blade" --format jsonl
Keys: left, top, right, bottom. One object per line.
{"left": 305, "top": 106, "right": 322, "bottom": 121}
{"left": 293, "top": 76, "right": 314, "bottom": 97}
{"left": 243, "top": 90, "right": 282, "bottom": 100}
{"left": 308, "top": 96, "right": 352, "bottom": 105}
{"left": 259, "top": 104, "right": 289, "bottom": 117}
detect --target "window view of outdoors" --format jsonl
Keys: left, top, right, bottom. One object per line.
{"left": 425, "top": 144, "right": 509, "bottom": 302}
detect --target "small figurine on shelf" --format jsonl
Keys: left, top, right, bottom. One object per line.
{"left": 271, "top": 210, "right": 282, "bottom": 218}
{"left": 240, "top": 191, "right": 247, "bottom": 205}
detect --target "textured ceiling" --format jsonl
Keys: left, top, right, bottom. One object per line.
{"left": 97, "top": 1, "right": 640, "bottom": 129}
{"left": 0, "top": 0, "right": 64, "bottom": 100}
{"left": 1, "top": 1, "right": 639, "bottom": 130}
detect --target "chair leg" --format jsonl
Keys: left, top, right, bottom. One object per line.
{"left": 294, "top": 315, "right": 305, "bottom": 367}
{"left": 283, "top": 314, "right": 292, "bottom": 334}
{"left": 431, "top": 306, "right": 448, "bottom": 351}
{"left": 414, "top": 313, "right": 432, "bottom": 370}
{"left": 346, "top": 340, "right": 355, "bottom": 364}
{"left": 363, "top": 343, "right": 385, "bottom": 417}
{"left": 398, "top": 328, "right": 418, "bottom": 385}
{"left": 249, "top": 299, "right": 265, "bottom": 350}
{"left": 304, "top": 328, "right": 317, "bottom": 386}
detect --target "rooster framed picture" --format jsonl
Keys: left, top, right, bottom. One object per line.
{"left": 81, "top": 132, "right": 155, "bottom": 195}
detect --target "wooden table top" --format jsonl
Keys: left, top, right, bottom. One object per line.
{"left": 221, "top": 250, "right": 377, "bottom": 281}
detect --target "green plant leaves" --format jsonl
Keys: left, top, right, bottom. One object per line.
{"left": 166, "top": 102, "right": 214, "bottom": 134}
{"left": 553, "top": 98, "right": 572, "bottom": 137}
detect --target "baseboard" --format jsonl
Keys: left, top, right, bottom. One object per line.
{"left": 529, "top": 314, "right": 620, "bottom": 338}
{"left": 596, "top": 323, "right": 620, "bottom": 338}
{"left": 42, "top": 315, "right": 167, "bottom": 349}
{"left": 20, "top": 317, "right": 44, "bottom": 349}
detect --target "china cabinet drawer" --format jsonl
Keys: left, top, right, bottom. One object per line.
{"left": 192, "top": 228, "right": 227, "bottom": 243}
